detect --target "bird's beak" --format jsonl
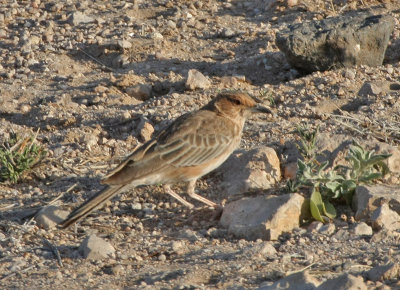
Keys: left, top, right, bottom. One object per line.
{"left": 252, "top": 104, "right": 273, "bottom": 114}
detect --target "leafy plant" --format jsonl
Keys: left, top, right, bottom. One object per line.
{"left": 0, "top": 131, "right": 47, "bottom": 183}
{"left": 287, "top": 125, "right": 391, "bottom": 223}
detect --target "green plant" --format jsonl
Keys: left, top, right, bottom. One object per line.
{"left": 288, "top": 125, "right": 391, "bottom": 223}
{"left": 258, "top": 89, "right": 275, "bottom": 105}
{"left": 0, "top": 131, "right": 47, "bottom": 183}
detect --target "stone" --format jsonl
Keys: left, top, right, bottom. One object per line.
{"left": 258, "top": 271, "right": 320, "bottom": 290}
{"left": 35, "top": 205, "right": 70, "bottom": 229}
{"left": 276, "top": 13, "right": 394, "bottom": 73}
{"left": 220, "top": 76, "right": 239, "bottom": 88}
{"left": 367, "top": 263, "right": 400, "bottom": 282}
{"left": 254, "top": 242, "right": 278, "bottom": 257}
{"left": 353, "top": 185, "right": 400, "bottom": 220}
{"left": 125, "top": 84, "right": 153, "bottom": 101}
{"left": 117, "top": 39, "right": 132, "bottom": 49}
{"left": 68, "top": 11, "right": 94, "bottom": 26}
{"left": 358, "top": 82, "right": 382, "bottom": 97}
{"left": 319, "top": 223, "right": 335, "bottom": 236}
{"left": 317, "top": 274, "right": 367, "bottom": 290}
{"left": 185, "top": 69, "right": 211, "bottom": 90}
{"left": 110, "top": 264, "right": 124, "bottom": 275}
{"left": 170, "top": 240, "right": 185, "bottom": 255}
{"left": 220, "top": 193, "right": 306, "bottom": 240}
{"left": 352, "top": 222, "right": 373, "bottom": 236}
{"left": 136, "top": 118, "right": 154, "bottom": 142}
{"left": 221, "top": 28, "right": 235, "bottom": 38}
{"left": 307, "top": 221, "right": 323, "bottom": 232}
{"left": 219, "top": 147, "right": 281, "bottom": 196}
{"left": 81, "top": 133, "right": 98, "bottom": 151}
{"left": 79, "top": 234, "right": 115, "bottom": 260}
{"left": 370, "top": 203, "right": 400, "bottom": 231}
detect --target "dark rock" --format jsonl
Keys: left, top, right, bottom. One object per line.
{"left": 276, "top": 13, "right": 394, "bottom": 73}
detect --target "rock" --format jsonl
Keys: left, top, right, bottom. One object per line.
{"left": 370, "top": 203, "right": 400, "bottom": 231}
{"left": 35, "top": 205, "right": 70, "bottom": 229}
{"left": 367, "top": 263, "right": 400, "bottom": 282}
{"left": 136, "top": 118, "right": 154, "bottom": 142}
{"left": 79, "top": 234, "right": 115, "bottom": 260}
{"left": 170, "top": 240, "right": 186, "bottom": 255}
{"left": 117, "top": 39, "right": 132, "bottom": 49}
{"left": 370, "top": 229, "right": 400, "bottom": 243}
{"left": 276, "top": 13, "right": 394, "bottom": 73}
{"left": 287, "top": 0, "right": 298, "bottom": 7}
{"left": 307, "top": 221, "right": 323, "bottom": 232}
{"left": 125, "top": 84, "right": 153, "bottom": 101}
{"left": 258, "top": 271, "right": 320, "bottom": 290}
{"left": 219, "top": 147, "right": 281, "bottom": 196}
{"left": 319, "top": 223, "right": 335, "bottom": 236}
{"left": 110, "top": 264, "right": 124, "bottom": 275}
{"left": 358, "top": 82, "right": 382, "bottom": 97}
{"left": 244, "top": 241, "right": 278, "bottom": 259}
{"left": 352, "top": 222, "right": 373, "bottom": 236}
{"left": 185, "top": 69, "right": 211, "bottom": 90}
{"left": 81, "top": 133, "right": 98, "bottom": 151}
{"left": 220, "top": 193, "right": 305, "bottom": 240}
{"left": 219, "top": 76, "right": 238, "bottom": 88}
{"left": 151, "top": 32, "right": 163, "bottom": 40}
{"left": 68, "top": 11, "right": 94, "bottom": 26}
{"left": 317, "top": 274, "right": 367, "bottom": 290}
{"left": 221, "top": 28, "right": 235, "bottom": 38}
{"left": 254, "top": 242, "right": 278, "bottom": 257}
{"left": 353, "top": 185, "right": 400, "bottom": 220}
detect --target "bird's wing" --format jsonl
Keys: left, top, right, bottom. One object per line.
{"left": 102, "top": 111, "right": 239, "bottom": 185}
{"left": 156, "top": 110, "right": 240, "bottom": 167}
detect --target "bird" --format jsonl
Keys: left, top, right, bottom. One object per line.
{"left": 59, "top": 92, "right": 272, "bottom": 228}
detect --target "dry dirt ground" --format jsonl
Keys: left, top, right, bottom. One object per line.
{"left": 1, "top": 0, "right": 400, "bottom": 289}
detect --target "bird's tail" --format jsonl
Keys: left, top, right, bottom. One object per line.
{"left": 59, "top": 184, "right": 125, "bottom": 229}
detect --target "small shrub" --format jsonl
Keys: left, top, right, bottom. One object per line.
{"left": 288, "top": 125, "right": 391, "bottom": 223}
{"left": 0, "top": 131, "right": 47, "bottom": 183}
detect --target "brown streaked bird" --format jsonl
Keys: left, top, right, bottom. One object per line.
{"left": 59, "top": 92, "right": 272, "bottom": 228}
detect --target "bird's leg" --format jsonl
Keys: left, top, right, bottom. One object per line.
{"left": 163, "top": 184, "right": 194, "bottom": 209}
{"left": 186, "top": 180, "right": 218, "bottom": 208}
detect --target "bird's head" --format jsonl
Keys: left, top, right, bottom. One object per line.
{"left": 210, "top": 92, "right": 272, "bottom": 120}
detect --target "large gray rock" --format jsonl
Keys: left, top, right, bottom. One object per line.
{"left": 79, "top": 234, "right": 115, "bottom": 260}
{"left": 353, "top": 185, "right": 400, "bottom": 220}
{"left": 219, "top": 147, "right": 281, "bottom": 196}
{"left": 35, "top": 205, "right": 69, "bottom": 229}
{"left": 276, "top": 13, "right": 394, "bottom": 73}
{"left": 370, "top": 203, "right": 400, "bottom": 231}
{"left": 220, "top": 193, "right": 305, "bottom": 240}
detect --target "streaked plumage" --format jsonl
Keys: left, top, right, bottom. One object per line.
{"left": 59, "top": 92, "right": 271, "bottom": 228}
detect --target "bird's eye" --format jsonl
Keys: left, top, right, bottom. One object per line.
{"left": 228, "top": 97, "right": 241, "bottom": 105}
